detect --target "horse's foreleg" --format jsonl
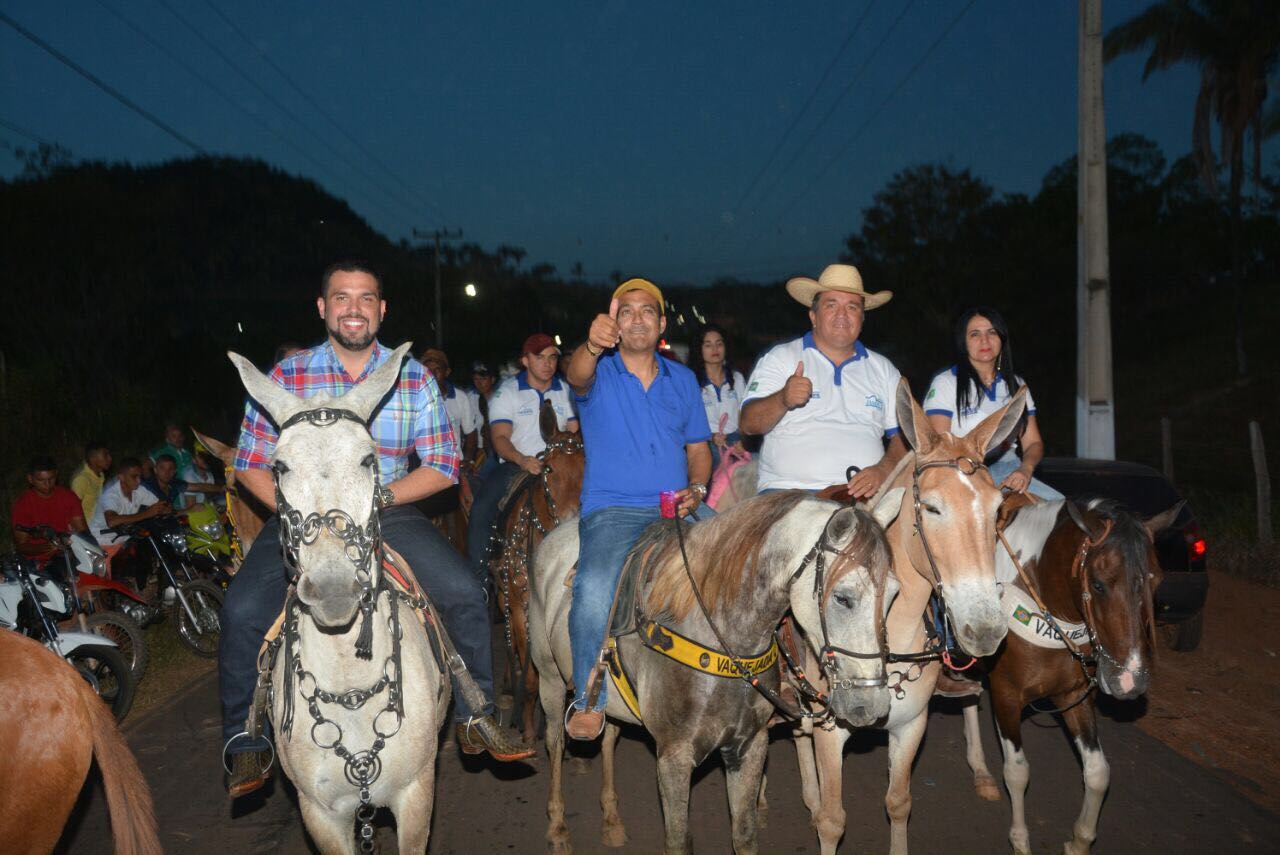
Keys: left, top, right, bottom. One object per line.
{"left": 600, "top": 721, "right": 628, "bottom": 848}
{"left": 541, "top": 681, "right": 572, "bottom": 854}
{"left": 793, "top": 717, "right": 821, "bottom": 817}
{"left": 521, "top": 656, "right": 541, "bottom": 745}
{"left": 756, "top": 769, "right": 769, "bottom": 829}
{"left": 993, "top": 695, "right": 1032, "bottom": 855}
{"left": 392, "top": 767, "right": 438, "bottom": 854}
{"left": 297, "top": 794, "right": 357, "bottom": 855}
{"left": 655, "top": 744, "right": 696, "bottom": 855}
{"left": 961, "top": 696, "right": 1001, "bottom": 801}
{"left": 1062, "top": 702, "right": 1108, "bottom": 855}
{"left": 723, "top": 729, "right": 770, "bottom": 855}
{"left": 885, "top": 712, "right": 928, "bottom": 855}
{"left": 811, "top": 721, "right": 851, "bottom": 855}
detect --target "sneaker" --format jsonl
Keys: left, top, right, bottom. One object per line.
{"left": 455, "top": 715, "right": 536, "bottom": 762}
{"left": 565, "top": 707, "right": 605, "bottom": 741}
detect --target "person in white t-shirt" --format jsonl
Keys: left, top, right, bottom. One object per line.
{"left": 465, "top": 333, "right": 579, "bottom": 574}
{"left": 89, "top": 457, "right": 167, "bottom": 550}
{"left": 923, "top": 307, "right": 1062, "bottom": 500}
{"left": 689, "top": 324, "right": 747, "bottom": 471}
{"left": 741, "top": 264, "right": 907, "bottom": 498}
{"left": 420, "top": 347, "right": 481, "bottom": 467}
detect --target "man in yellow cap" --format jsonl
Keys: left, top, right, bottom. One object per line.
{"left": 561, "top": 278, "right": 713, "bottom": 740}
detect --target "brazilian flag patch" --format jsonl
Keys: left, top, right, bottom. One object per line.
{"left": 1012, "top": 605, "right": 1032, "bottom": 626}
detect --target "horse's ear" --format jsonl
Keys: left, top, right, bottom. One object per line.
{"left": 338, "top": 342, "right": 414, "bottom": 423}
{"left": 895, "top": 377, "right": 938, "bottom": 454}
{"left": 1064, "top": 500, "right": 1105, "bottom": 541}
{"left": 228, "top": 351, "right": 307, "bottom": 428}
{"left": 539, "top": 399, "right": 559, "bottom": 443}
{"left": 1144, "top": 501, "right": 1185, "bottom": 540}
{"left": 966, "top": 387, "right": 1028, "bottom": 459}
{"left": 870, "top": 486, "right": 906, "bottom": 531}
{"left": 192, "top": 428, "right": 234, "bottom": 466}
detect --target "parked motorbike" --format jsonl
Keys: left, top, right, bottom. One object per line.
{"left": 103, "top": 515, "right": 224, "bottom": 657}
{"left": 182, "top": 502, "right": 235, "bottom": 586}
{"left": 0, "top": 552, "right": 135, "bottom": 720}
{"left": 16, "top": 525, "right": 151, "bottom": 680}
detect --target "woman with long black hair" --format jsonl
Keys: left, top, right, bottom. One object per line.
{"left": 688, "top": 324, "right": 746, "bottom": 471}
{"left": 924, "top": 307, "right": 1062, "bottom": 499}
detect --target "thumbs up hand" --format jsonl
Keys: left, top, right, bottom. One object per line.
{"left": 782, "top": 361, "right": 813, "bottom": 409}
{"left": 588, "top": 297, "right": 622, "bottom": 353}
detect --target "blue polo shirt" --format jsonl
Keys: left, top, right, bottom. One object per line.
{"left": 576, "top": 352, "right": 711, "bottom": 516}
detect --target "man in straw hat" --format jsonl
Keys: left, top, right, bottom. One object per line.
{"left": 740, "top": 263, "right": 907, "bottom": 498}
{"left": 561, "top": 277, "right": 713, "bottom": 740}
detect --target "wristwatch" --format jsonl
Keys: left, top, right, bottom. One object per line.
{"left": 375, "top": 484, "right": 396, "bottom": 510}
{"left": 689, "top": 482, "right": 708, "bottom": 501}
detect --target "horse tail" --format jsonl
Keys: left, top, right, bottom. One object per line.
{"left": 80, "top": 680, "right": 162, "bottom": 855}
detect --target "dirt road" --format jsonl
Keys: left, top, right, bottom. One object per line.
{"left": 57, "top": 665, "right": 1277, "bottom": 854}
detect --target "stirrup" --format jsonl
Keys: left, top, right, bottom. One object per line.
{"left": 222, "top": 731, "right": 276, "bottom": 776}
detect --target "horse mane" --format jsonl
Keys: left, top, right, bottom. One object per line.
{"left": 1082, "top": 498, "right": 1152, "bottom": 589}
{"left": 644, "top": 491, "right": 809, "bottom": 622}
{"left": 995, "top": 499, "right": 1065, "bottom": 585}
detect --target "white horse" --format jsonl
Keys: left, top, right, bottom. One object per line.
{"left": 530, "top": 489, "right": 906, "bottom": 854}
{"left": 229, "top": 343, "right": 449, "bottom": 855}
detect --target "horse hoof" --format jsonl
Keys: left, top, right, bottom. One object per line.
{"left": 758, "top": 807, "right": 769, "bottom": 829}
{"left": 568, "top": 756, "right": 591, "bottom": 776}
{"left": 601, "top": 823, "right": 628, "bottom": 848}
{"left": 548, "top": 828, "right": 572, "bottom": 855}
{"left": 1062, "top": 841, "right": 1090, "bottom": 855}
{"left": 975, "top": 774, "right": 1002, "bottom": 802}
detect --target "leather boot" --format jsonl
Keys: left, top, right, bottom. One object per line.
{"left": 455, "top": 715, "right": 536, "bottom": 762}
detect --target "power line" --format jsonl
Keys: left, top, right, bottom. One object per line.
{"left": 768, "top": 0, "right": 980, "bottom": 227}
{"left": 154, "top": 0, "right": 436, "bottom": 226}
{"left": 0, "top": 10, "right": 205, "bottom": 154}
{"left": 743, "top": 0, "right": 918, "bottom": 223}
{"left": 90, "top": 0, "right": 409, "bottom": 228}
{"left": 201, "top": 0, "right": 447, "bottom": 225}
{"left": 730, "top": 0, "right": 876, "bottom": 216}
{"left": 0, "top": 115, "right": 53, "bottom": 147}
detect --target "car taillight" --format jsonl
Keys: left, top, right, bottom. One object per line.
{"left": 1184, "top": 527, "right": 1207, "bottom": 561}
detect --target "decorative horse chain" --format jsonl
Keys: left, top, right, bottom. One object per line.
{"left": 997, "top": 508, "right": 1118, "bottom": 715}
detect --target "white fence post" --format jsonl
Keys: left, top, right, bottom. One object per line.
{"left": 1250, "top": 421, "right": 1272, "bottom": 546}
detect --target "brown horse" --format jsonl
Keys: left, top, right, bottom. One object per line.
{"left": 192, "top": 428, "right": 269, "bottom": 558}
{"left": 0, "top": 630, "right": 160, "bottom": 855}
{"left": 960, "top": 496, "right": 1180, "bottom": 855}
{"left": 488, "top": 401, "right": 585, "bottom": 743}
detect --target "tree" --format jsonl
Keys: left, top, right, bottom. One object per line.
{"left": 1104, "top": 0, "right": 1280, "bottom": 375}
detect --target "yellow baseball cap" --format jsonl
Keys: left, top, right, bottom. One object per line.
{"left": 611, "top": 278, "right": 665, "bottom": 314}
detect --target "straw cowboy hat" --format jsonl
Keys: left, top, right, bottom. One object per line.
{"left": 785, "top": 263, "right": 892, "bottom": 310}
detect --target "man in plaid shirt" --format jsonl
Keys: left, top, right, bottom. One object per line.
{"left": 221, "top": 261, "right": 534, "bottom": 798}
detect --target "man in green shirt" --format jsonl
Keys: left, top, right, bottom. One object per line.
{"left": 150, "top": 424, "right": 195, "bottom": 479}
{"left": 69, "top": 441, "right": 112, "bottom": 520}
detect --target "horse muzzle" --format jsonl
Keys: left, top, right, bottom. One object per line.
{"left": 945, "top": 581, "right": 1008, "bottom": 657}
{"left": 1098, "top": 652, "right": 1149, "bottom": 700}
{"left": 296, "top": 571, "right": 362, "bottom": 627}
{"left": 829, "top": 685, "right": 890, "bottom": 728}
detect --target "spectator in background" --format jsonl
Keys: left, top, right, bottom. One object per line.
{"left": 467, "top": 362, "right": 498, "bottom": 480}
{"left": 11, "top": 456, "right": 87, "bottom": 561}
{"left": 150, "top": 423, "right": 195, "bottom": 481}
{"left": 143, "top": 452, "right": 220, "bottom": 512}
{"left": 688, "top": 324, "right": 747, "bottom": 471}
{"left": 70, "top": 440, "right": 112, "bottom": 521}
{"left": 420, "top": 347, "right": 480, "bottom": 467}
{"left": 89, "top": 457, "right": 167, "bottom": 551}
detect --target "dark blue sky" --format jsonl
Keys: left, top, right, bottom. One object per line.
{"left": 1, "top": 1, "right": 1258, "bottom": 285}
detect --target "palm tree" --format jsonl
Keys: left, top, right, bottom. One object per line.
{"left": 1104, "top": 0, "right": 1280, "bottom": 376}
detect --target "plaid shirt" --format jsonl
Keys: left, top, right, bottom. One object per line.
{"left": 234, "top": 340, "right": 460, "bottom": 485}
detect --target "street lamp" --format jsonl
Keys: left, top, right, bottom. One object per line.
{"left": 464, "top": 283, "right": 477, "bottom": 298}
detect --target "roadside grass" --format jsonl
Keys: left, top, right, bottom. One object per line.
{"left": 1182, "top": 485, "right": 1280, "bottom": 587}
{"left": 130, "top": 619, "right": 217, "bottom": 720}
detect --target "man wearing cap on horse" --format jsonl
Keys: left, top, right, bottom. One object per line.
{"left": 740, "top": 263, "right": 907, "bottom": 499}
{"left": 466, "top": 333, "right": 579, "bottom": 578}
{"left": 221, "top": 260, "right": 533, "bottom": 798}
{"left": 562, "top": 278, "right": 713, "bottom": 740}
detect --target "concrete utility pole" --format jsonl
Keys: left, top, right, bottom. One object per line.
{"left": 414, "top": 227, "right": 463, "bottom": 348}
{"left": 1076, "top": 0, "right": 1115, "bottom": 459}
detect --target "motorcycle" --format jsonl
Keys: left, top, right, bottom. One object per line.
{"left": 0, "top": 552, "right": 135, "bottom": 721}
{"left": 102, "top": 515, "right": 224, "bottom": 657}
{"left": 16, "top": 524, "right": 152, "bottom": 681}
{"left": 182, "top": 502, "right": 236, "bottom": 585}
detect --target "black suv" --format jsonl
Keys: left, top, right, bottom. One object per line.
{"left": 1035, "top": 457, "right": 1208, "bottom": 652}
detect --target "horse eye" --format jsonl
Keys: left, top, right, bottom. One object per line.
{"left": 833, "top": 593, "right": 854, "bottom": 609}
{"left": 361, "top": 454, "right": 376, "bottom": 469}
{"left": 1091, "top": 579, "right": 1106, "bottom": 595}
{"left": 924, "top": 503, "right": 942, "bottom": 516}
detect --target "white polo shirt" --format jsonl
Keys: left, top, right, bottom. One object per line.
{"left": 464, "top": 387, "right": 487, "bottom": 449}
{"left": 700, "top": 369, "right": 747, "bottom": 436}
{"left": 439, "top": 381, "right": 480, "bottom": 446}
{"left": 90, "top": 478, "right": 161, "bottom": 546}
{"left": 744, "top": 333, "right": 901, "bottom": 490}
{"left": 488, "top": 371, "right": 577, "bottom": 458}
{"left": 924, "top": 366, "right": 1036, "bottom": 464}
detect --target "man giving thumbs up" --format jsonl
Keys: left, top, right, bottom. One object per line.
{"left": 739, "top": 263, "right": 906, "bottom": 499}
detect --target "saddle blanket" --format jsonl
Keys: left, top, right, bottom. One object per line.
{"left": 1000, "top": 584, "right": 1088, "bottom": 650}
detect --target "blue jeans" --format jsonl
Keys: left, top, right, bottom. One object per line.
{"left": 219, "top": 506, "right": 495, "bottom": 748}
{"left": 466, "top": 461, "right": 520, "bottom": 579}
{"left": 569, "top": 503, "right": 716, "bottom": 711}
{"left": 988, "top": 457, "right": 1064, "bottom": 500}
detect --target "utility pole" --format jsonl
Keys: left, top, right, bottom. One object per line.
{"left": 1076, "top": 0, "right": 1115, "bottom": 459}
{"left": 413, "top": 227, "right": 463, "bottom": 348}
